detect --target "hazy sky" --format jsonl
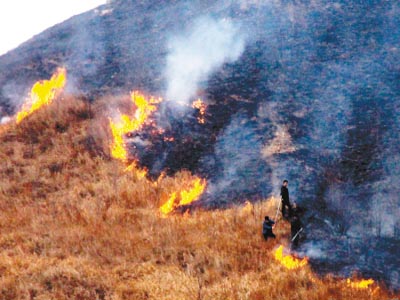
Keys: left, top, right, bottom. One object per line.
{"left": 0, "top": 0, "right": 106, "bottom": 56}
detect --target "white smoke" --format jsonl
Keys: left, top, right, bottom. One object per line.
{"left": 165, "top": 16, "right": 246, "bottom": 105}
{"left": 301, "top": 242, "right": 327, "bottom": 259}
{"left": 1, "top": 80, "right": 31, "bottom": 115}
{"left": 1, "top": 116, "right": 11, "bottom": 124}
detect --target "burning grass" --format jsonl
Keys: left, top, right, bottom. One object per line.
{"left": 0, "top": 94, "right": 397, "bottom": 299}
{"left": 109, "top": 91, "right": 162, "bottom": 162}
{"left": 192, "top": 98, "right": 207, "bottom": 124}
{"left": 16, "top": 68, "right": 66, "bottom": 124}
{"left": 159, "top": 177, "right": 207, "bottom": 217}
{"left": 274, "top": 245, "right": 309, "bottom": 270}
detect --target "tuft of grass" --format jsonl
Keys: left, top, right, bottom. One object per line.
{"left": 0, "top": 95, "right": 397, "bottom": 299}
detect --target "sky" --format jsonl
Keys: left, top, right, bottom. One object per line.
{"left": 0, "top": 0, "right": 107, "bottom": 56}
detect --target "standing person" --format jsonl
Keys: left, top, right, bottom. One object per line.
{"left": 280, "top": 180, "right": 292, "bottom": 218}
{"left": 262, "top": 216, "right": 276, "bottom": 240}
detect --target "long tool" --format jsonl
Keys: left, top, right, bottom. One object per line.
{"left": 274, "top": 198, "right": 282, "bottom": 223}
{"left": 291, "top": 227, "right": 303, "bottom": 242}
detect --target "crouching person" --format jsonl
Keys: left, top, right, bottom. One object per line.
{"left": 262, "top": 216, "right": 276, "bottom": 240}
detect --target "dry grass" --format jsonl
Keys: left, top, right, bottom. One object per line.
{"left": 0, "top": 95, "right": 397, "bottom": 300}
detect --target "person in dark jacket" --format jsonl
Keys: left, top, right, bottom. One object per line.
{"left": 280, "top": 180, "right": 292, "bottom": 218}
{"left": 290, "top": 215, "right": 303, "bottom": 248}
{"left": 262, "top": 216, "right": 276, "bottom": 240}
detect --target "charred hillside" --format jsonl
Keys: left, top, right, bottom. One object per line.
{"left": 0, "top": 0, "right": 399, "bottom": 290}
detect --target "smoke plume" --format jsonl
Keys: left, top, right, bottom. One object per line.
{"left": 165, "top": 16, "right": 245, "bottom": 105}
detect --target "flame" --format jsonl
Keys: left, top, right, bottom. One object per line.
{"left": 159, "top": 178, "right": 206, "bottom": 216}
{"left": 242, "top": 201, "right": 253, "bottom": 213}
{"left": 274, "top": 245, "right": 308, "bottom": 270}
{"left": 16, "top": 68, "right": 66, "bottom": 124}
{"left": 109, "top": 117, "right": 128, "bottom": 161}
{"left": 109, "top": 91, "right": 162, "bottom": 161}
{"left": 178, "top": 178, "right": 206, "bottom": 206}
{"left": 160, "top": 192, "right": 177, "bottom": 217}
{"left": 124, "top": 161, "right": 147, "bottom": 179}
{"left": 151, "top": 172, "right": 166, "bottom": 187}
{"left": 192, "top": 99, "right": 206, "bottom": 124}
{"left": 346, "top": 278, "right": 374, "bottom": 289}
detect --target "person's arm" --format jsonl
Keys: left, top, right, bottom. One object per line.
{"left": 262, "top": 222, "right": 268, "bottom": 233}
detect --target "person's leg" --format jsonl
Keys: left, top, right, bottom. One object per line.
{"left": 288, "top": 204, "right": 293, "bottom": 217}
{"left": 263, "top": 234, "right": 268, "bottom": 240}
{"left": 283, "top": 201, "right": 292, "bottom": 218}
{"left": 282, "top": 203, "right": 287, "bottom": 217}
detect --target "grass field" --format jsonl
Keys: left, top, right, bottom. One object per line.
{"left": 0, "top": 95, "right": 397, "bottom": 299}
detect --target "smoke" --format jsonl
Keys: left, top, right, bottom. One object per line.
{"left": 1, "top": 80, "right": 31, "bottom": 115}
{"left": 65, "top": 12, "right": 106, "bottom": 95}
{"left": 300, "top": 242, "right": 327, "bottom": 259}
{"left": 0, "top": 116, "right": 11, "bottom": 124}
{"left": 165, "top": 16, "right": 245, "bottom": 105}
{"left": 203, "top": 114, "right": 271, "bottom": 205}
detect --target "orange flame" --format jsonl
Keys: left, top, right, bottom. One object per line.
{"left": 346, "top": 278, "right": 374, "bottom": 289}
{"left": 274, "top": 245, "right": 308, "bottom": 270}
{"left": 178, "top": 178, "right": 206, "bottom": 206}
{"left": 192, "top": 99, "right": 206, "bottom": 124}
{"left": 109, "top": 91, "right": 162, "bottom": 161}
{"left": 124, "top": 161, "right": 147, "bottom": 179}
{"left": 160, "top": 192, "right": 177, "bottom": 217}
{"left": 152, "top": 172, "right": 166, "bottom": 187}
{"left": 16, "top": 68, "right": 66, "bottom": 124}
{"left": 159, "top": 178, "right": 207, "bottom": 216}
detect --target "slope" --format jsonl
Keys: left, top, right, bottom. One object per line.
{"left": 0, "top": 95, "right": 396, "bottom": 299}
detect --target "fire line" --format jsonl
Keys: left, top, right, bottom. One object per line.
{"left": 160, "top": 178, "right": 206, "bottom": 217}
{"left": 192, "top": 99, "right": 206, "bottom": 124}
{"left": 16, "top": 68, "right": 66, "bottom": 124}
{"left": 274, "top": 245, "right": 308, "bottom": 270}
{"left": 346, "top": 278, "right": 374, "bottom": 289}
{"left": 109, "top": 91, "right": 162, "bottom": 162}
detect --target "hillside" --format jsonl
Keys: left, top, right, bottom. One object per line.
{"left": 0, "top": 95, "right": 397, "bottom": 299}
{"left": 0, "top": 0, "right": 399, "bottom": 290}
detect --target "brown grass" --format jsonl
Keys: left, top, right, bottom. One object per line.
{"left": 0, "top": 95, "right": 397, "bottom": 300}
